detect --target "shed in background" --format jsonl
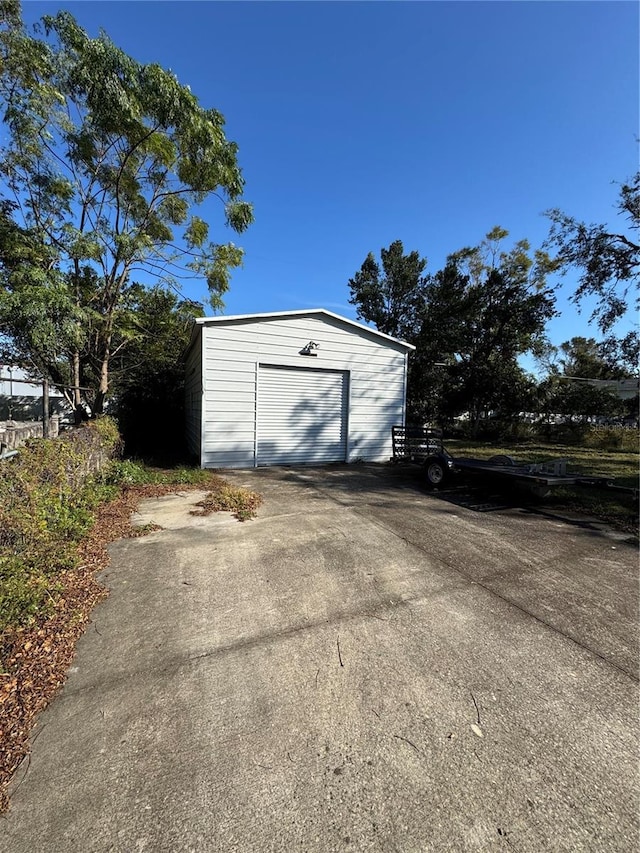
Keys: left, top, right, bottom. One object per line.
{"left": 185, "top": 309, "right": 414, "bottom": 468}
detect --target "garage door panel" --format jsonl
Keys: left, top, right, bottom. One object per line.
{"left": 257, "top": 366, "right": 347, "bottom": 466}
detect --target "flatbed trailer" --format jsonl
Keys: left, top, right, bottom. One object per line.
{"left": 391, "top": 425, "right": 637, "bottom": 498}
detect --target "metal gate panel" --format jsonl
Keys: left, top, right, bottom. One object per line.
{"left": 257, "top": 366, "right": 347, "bottom": 465}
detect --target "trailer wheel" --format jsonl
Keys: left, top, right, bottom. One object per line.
{"left": 425, "top": 455, "right": 448, "bottom": 488}
{"left": 529, "top": 484, "right": 551, "bottom": 499}
{"left": 489, "top": 454, "right": 516, "bottom": 466}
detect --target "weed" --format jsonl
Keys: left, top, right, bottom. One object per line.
{"left": 0, "top": 420, "right": 120, "bottom": 634}
{"left": 191, "top": 477, "right": 263, "bottom": 521}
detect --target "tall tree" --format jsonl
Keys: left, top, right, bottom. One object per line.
{"left": 0, "top": 4, "right": 253, "bottom": 414}
{"left": 412, "top": 229, "right": 556, "bottom": 428}
{"left": 534, "top": 335, "right": 634, "bottom": 429}
{"left": 545, "top": 172, "right": 639, "bottom": 361}
{"left": 0, "top": 200, "right": 82, "bottom": 403}
{"left": 348, "top": 240, "right": 428, "bottom": 341}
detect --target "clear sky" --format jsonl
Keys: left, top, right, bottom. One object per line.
{"left": 23, "top": 1, "right": 639, "bottom": 369}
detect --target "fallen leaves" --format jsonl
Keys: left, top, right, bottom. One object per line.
{"left": 0, "top": 479, "right": 215, "bottom": 813}
{"left": 0, "top": 471, "right": 264, "bottom": 812}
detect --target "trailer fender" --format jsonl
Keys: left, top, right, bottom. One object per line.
{"left": 489, "top": 455, "right": 516, "bottom": 466}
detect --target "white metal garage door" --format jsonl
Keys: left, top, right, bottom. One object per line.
{"left": 257, "top": 366, "right": 348, "bottom": 466}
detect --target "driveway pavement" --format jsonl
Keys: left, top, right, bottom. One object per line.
{"left": 2, "top": 465, "right": 638, "bottom": 852}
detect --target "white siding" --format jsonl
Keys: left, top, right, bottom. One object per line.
{"left": 194, "top": 313, "right": 408, "bottom": 469}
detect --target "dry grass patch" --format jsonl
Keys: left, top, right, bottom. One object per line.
{"left": 191, "top": 474, "right": 263, "bottom": 521}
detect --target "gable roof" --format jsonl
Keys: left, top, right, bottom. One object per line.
{"left": 194, "top": 309, "right": 415, "bottom": 351}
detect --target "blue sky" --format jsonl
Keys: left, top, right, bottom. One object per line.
{"left": 23, "top": 1, "right": 639, "bottom": 370}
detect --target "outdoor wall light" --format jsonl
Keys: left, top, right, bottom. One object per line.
{"left": 300, "top": 341, "right": 319, "bottom": 356}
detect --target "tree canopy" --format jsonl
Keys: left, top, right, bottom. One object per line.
{"left": 545, "top": 172, "right": 639, "bottom": 363}
{"left": 0, "top": 2, "right": 253, "bottom": 413}
{"left": 348, "top": 240, "right": 428, "bottom": 341}
{"left": 349, "top": 229, "right": 556, "bottom": 429}
{"left": 554, "top": 336, "right": 633, "bottom": 381}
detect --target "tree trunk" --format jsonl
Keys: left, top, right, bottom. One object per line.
{"left": 42, "top": 378, "right": 49, "bottom": 438}
{"left": 72, "top": 350, "right": 81, "bottom": 407}
{"left": 92, "top": 346, "right": 111, "bottom": 416}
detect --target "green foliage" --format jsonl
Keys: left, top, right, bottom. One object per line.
{"left": 0, "top": 419, "right": 120, "bottom": 632}
{"left": 90, "top": 414, "right": 122, "bottom": 449}
{"left": 101, "top": 458, "right": 212, "bottom": 487}
{"left": 348, "top": 240, "right": 428, "bottom": 340}
{"left": 0, "top": 5, "right": 253, "bottom": 414}
{"left": 348, "top": 230, "right": 555, "bottom": 429}
{"left": 109, "top": 285, "right": 203, "bottom": 459}
{"left": 543, "top": 335, "right": 636, "bottom": 381}
{"left": 101, "top": 459, "right": 159, "bottom": 487}
{"left": 536, "top": 375, "right": 626, "bottom": 424}
{"left": 413, "top": 229, "right": 556, "bottom": 428}
{"left": 545, "top": 172, "right": 639, "bottom": 355}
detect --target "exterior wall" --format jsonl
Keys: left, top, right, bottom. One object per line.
{"left": 582, "top": 378, "right": 639, "bottom": 400}
{"left": 199, "top": 314, "right": 408, "bottom": 468}
{"left": 0, "top": 365, "right": 65, "bottom": 421}
{"left": 184, "top": 333, "right": 203, "bottom": 460}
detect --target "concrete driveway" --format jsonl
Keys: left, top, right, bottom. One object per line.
{"left": 2, "top": 465, "right": 638, "bottom": 852}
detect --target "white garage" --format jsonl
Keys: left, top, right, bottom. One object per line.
{"left": 185, "top": 309, "right": 414, "bottom": 469}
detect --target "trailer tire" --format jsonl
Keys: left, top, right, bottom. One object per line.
{"left": 424, "top": 455, "right": 448, "bottom": 488}
{"left": 529, "top": 484, "right": 551, "bottom": 499}
{"left": 489, "top": 454, "right": 516, "bottom": 466}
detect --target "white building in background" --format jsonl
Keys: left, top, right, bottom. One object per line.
{"left": 185, "top": 309, "right": 414, "bottom": 468}
{"left": 0, "top": 365, "right": 64, "bottom": 420}
{"left": 580, "top": 377, "right": 640, "bottom": 400}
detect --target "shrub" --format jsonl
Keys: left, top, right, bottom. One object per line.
{"left": 100, "top": 459, "right": 213, "bottom": 487}
{"left": 0, "top": 420, "right": 120, "bottom": 634}
{"left": 581, "top": 426, "right": 639, "bottom": 452}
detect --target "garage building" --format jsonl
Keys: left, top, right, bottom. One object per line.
{"left": 185, "top": 309, "right": 414, "bottom": 468}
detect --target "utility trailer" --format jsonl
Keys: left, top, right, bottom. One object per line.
{"left": 391, "top": 425, "right": 636, "bottom": 498}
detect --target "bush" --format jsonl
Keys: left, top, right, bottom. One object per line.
{"left": 100, "top": 459, "right": 212, "bottom": 487}
{"left": 0, "top": 419, "right": 120, "bottom": 633}
{"left": 581, "top": 426, "right": 639, "bottom": 452}
{"left": 452, "top": 418, "right": 639, "bottom": 452}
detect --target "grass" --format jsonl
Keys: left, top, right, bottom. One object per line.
{"left": 444, "top": 438, "right": 639, "bottom": 536}
{"left": 100, "top": 458, "right": 215, "bottom": 487}
{"left": 103, "top": 461, "right": 263, "bottom": 521}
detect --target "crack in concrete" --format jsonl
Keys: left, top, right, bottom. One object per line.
{"left": 56, "top": 586, "right": 466, "bottom": 700}
{"left": 292, "top": 471, "right": 640, "bottom": 685}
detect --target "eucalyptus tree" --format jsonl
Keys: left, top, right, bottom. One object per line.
{"left": 0, "top": 3, "right": 253, "bottom": 413}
